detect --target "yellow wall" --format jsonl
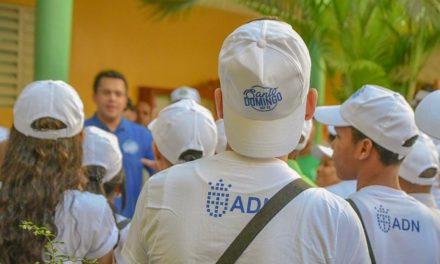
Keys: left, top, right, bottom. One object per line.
{"left": 70, "top": 0, "right": 255, "bottom": 118}
{"left": 0, "top": 0, "right": 255, "bottom": 127}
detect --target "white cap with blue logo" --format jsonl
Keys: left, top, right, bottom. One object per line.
{"left": 219, "top": 19, "right": 311, "bottom": 158}
{"left": 314, "top": 84, "right": 419, "bottom": 159}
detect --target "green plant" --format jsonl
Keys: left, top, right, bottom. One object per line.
{"left": 19, "top": 220, "right": 97, "bottom": 264}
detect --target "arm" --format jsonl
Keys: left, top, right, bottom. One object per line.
{"left": 96, "top": 250, "right": 114, "bottom": 264}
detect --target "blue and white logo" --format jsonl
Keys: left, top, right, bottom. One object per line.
{"left": 375, "top": 205, "right": 391, "bottom": 233}
{"left": 375, "top": 205, "right": 420, "bottom": 233}
{"left": 122, "top": 139, "right": 139, "bottom": 155}
{"left": 243, "top": 85, "right": 282, "bottom": 112}
{"left": 206, "top": 179, "right": 232, "bottom": 218}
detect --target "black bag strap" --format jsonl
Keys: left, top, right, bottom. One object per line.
{"left": 346, "top": 198, "right": 376, "bottom": 264}
{"left": 216, "top": 178, "right": 311, "bottom": 264}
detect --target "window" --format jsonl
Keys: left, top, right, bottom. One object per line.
{"left": 0, "top": 3, "right": 34, "bottom": 107}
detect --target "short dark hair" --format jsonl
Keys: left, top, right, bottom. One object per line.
{"left": 350, "top": 127, "right": 403, "bottom": 166}
{"left": 93, "top": 70, "right": 128, "bottom": 93}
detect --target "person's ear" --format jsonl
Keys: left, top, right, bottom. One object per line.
{"left": 214, "top": 88, "right": 223, "bottom": 119}
{"left": 356, "top": 138, "right": 374, "bottom": 160}
{"left": 305, "top": 88, "right": 318, "bottom": 120}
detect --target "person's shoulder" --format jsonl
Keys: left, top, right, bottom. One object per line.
{"left": 63, "top": 190, "right": 109, "bottom": 215}
{"left": 293, "top": 187, "right": 358, "bottom": 223}
{"left": 122, "top": 119, "right": 152, "bottom": 137}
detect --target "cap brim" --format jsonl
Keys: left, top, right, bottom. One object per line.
{"left": 223, "top": 101, "right": 306, "bottom": 159}
{"left": 312, "top": 145, "right": 333, "bottom": 158}
{"left": 314, "top": 105, "right": 349, "bottom": 127}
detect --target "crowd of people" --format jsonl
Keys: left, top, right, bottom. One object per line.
{"left": 0, "top": 17, "right": 439, "bottom": 263}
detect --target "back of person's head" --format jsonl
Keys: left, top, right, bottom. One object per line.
{"left": 149, "top": 99, "right": 217, "bottom": 165}
{"left": 415, "top": 90, "right": 440, "bottom": 141}
{"left": 93, "top": 69, "right": 128, "bottom": 94}
{"left": 82, "top": 126, "right": 123, "bottom": 195}
{"left": 399, "top": 134, "right": 439, "bottom": 186}
{"left": 315, "top": 84, "right": 419, "bottom": 165}
{"left": 218, "top": 18, "right": 311, "bottom": 158}
{"left": 170, "top": 86, "right": 201, "bottom": 104}
{"left": 0, "top": 80, "right": 84, "bottom": 263}
{"left": 295, "top": 120, "right": 313, "bottom": 151}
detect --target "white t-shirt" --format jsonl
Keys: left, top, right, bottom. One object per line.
{"left": 54, "top": 190, "right": 118, "bottom": 260}
{"left": 115, "top": 214, "right": 131, "bottom": 264}
{"left": 349, "top": 186, "right": 440, "bottom": 264}
{"left": 325, "top": 180, "right": 357, "bottom": 199}
{"left": 409, "top": 193, "right": 438, "bottom": 209}
{"left": 432, "top": 181, "right": 440, "bottom": 208}
{"left": 123, "top": 151, "right": 369, "bottom": 263}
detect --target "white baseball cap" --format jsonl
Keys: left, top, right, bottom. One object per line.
{"left": 170, "top": 86, "right": 201, "bottom": 104}
{"left": 13, "top": 80, "right": 84, "bottom": 139}
{"left": 148, "top": 99, "right": 217, "bottom": 164}
{"left": 415, "top": 90, "right": 440, "bottom": 140}
{"left": 83, "top": 126, "right": 123, "bottom": 183}
{"left": 312, "top": 144, "right": 334, "bottom": 159}
{"left": 215, "top": 119, "right": 227, "bottom": 153}
{"left": 399, "top": 134, "right": 439, "bottom": 185}
{"left": 315, "top": 84, "right": 419, "bottom": 159}
{"left": 219, "top": 19, "right": 310, "bottom": 158}
{"left": 295, "top": 119, "right": 313, "bottom": 151}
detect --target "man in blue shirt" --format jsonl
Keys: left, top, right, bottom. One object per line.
{"left": 85, "top": 70, "right": 155, "bottom": 218}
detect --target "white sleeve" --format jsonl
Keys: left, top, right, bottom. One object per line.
{"left": 85, "top": 201, "right": 119, "bottom": 259}
{"left": 122, "top": 181, "right": 150, "bottom": 263}
{"left": 333, "top": 202, "right": 371, "bottom": 264}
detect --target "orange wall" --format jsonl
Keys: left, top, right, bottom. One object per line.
{"left": 0, "top": 0, "right": 255, "bottom": 127}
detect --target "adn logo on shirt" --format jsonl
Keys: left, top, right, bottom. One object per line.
{"left": 206, "top": 179, "right": 269, "bottom": 218}
{"left": 375, "top": 204, "right": 420, "bottom": 233}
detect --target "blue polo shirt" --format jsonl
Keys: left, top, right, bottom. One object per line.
{"left": 85, "top": 114, "right": 155, "bottom": 218}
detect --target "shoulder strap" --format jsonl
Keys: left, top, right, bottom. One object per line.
{"left": 216, "top": 178, "right": 311, "bottom": 264}
{"left": 346, "top": 198, "right": 376, "bottom": 264}
{"left": 117, "top": 218, "right": 131, "bottom": 230}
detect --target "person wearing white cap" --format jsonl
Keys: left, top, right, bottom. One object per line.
{"left": 85, "top": 70, "right": 156, "bottom": 219}
{"left": 312, "top": 145, "right": 357, "bottom": 198}
{"left": 315, "top": 84, "right": 440, "bottom": 263}
{"left": 287, "top": 120, "right": 317, "bottom": 187}
{"left": 399, "top": 134, "right": 439, "bottom": 208}
{"left": 170, "top": 85, "right": 201, "bottom": 104}
{"left": 141, "top": 98, "right": 217, "bottom": 171}
{"left": 82, "top": 126, "right": 130, "bottom": 264}
{"left": 0, "top": 80, "right": 118, "bottom": 263}
{"left": 123, "top": 18, "right": 369, "bottom": 263}
{"left": 415, "top": 90, "right": 440, "bottom": 207}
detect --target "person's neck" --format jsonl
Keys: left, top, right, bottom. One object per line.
{"left": 97, "top": 112, "right": 121, "bottom": 132}
{"left": 356, "top": 161, "right": 401, "bottom": 191}
{"left": 399, "top": 178, "right": 432, "bottom": 194}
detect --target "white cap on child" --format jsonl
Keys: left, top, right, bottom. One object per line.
{"left": 149, "top": 99, "right": 217, "bottom": 164}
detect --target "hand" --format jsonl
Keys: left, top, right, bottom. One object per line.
{"left": 141, "top": 158, "right": 159, "bottom": 171}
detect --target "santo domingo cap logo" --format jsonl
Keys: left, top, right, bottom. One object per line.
{"left": 243, "top": 85, "right": 283, "bottom": 112}
{"left": 206, "top": 179, "right": 232, "bottom": 218}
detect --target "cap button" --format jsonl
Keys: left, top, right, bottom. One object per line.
{"left": 257, "top": 39, "right": 267, "bottom": 48}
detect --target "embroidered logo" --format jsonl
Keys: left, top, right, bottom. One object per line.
{"left": 243, "top": 85, "right": 282, "bottom": 112}
{"left": 122, "top": 139, "right": 139, "bottom": 155}
{"left": 375, "top": 205, "right": 391, "bottom": 233}
{"left": 206, "top": 179, "right": 232, "bottom": 218}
